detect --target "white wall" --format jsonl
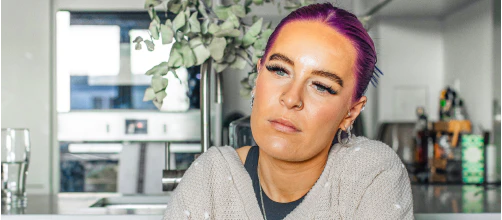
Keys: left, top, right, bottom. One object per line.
{"left": 376, "top": 18, "right": 444, "bottom": 123}
{"left": 1, "top": 0, "right": 52, "bottom": 194}
{"left": 443, "top": 0, "right": 494, "bottom": 131}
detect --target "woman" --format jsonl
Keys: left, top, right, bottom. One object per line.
{"left": 164, "top": 3, "right": 413, "bottom": 220}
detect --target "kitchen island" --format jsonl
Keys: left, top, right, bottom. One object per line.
{"left": 2, "top": 185, "right": 500, "bottom": 219}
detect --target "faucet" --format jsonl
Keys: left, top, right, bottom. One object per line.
{"left": 162, "top": 60, "right": 217, "bottom": 191}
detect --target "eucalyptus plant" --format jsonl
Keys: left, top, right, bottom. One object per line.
{"left": 135, "top": 0, "right": 314, "bottom": 109}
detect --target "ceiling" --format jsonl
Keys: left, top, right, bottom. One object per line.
{"left": 358, "top": 0, "right": 480, "bottom": 18}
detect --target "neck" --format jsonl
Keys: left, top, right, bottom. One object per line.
{"left": 257, "top": 145, "right": 331, "bottom": 203}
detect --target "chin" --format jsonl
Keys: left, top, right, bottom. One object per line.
{"left": 256, "top": 135, "right": 305, "bottom": 161}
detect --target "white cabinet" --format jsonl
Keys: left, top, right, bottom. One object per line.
{"left": 1, "top": 0, "right": 52, "bottom": 194}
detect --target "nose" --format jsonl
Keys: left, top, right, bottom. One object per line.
{"left": 280, "top": 82, "right": 304, "bottom": 110}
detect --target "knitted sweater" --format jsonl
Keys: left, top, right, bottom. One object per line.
{"left": 163, "top": 136, "right": 414, "bottom": 219}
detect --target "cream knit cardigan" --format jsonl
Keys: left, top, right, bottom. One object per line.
{"left": 163, "top": 136, "right": 414, "bottom": 219}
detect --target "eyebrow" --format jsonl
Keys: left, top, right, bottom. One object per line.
{"left": 312, "top": 70, "right": 344, "bottom": 87}
{"left": 269, "top": 53, "right": 294, "bottom": 65}
{"left": 268, "top": 53, "right": 344, "bottom": 87}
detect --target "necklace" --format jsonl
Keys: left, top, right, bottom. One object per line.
{"left": 257, "top": 164, "right": 268, "bottom": 220}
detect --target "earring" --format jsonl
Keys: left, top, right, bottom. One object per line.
{"left": 250, "top": 91, "right": 255, "bottom": 109}
{"left": 338, "top": 124, "right": 353, "bottom": 145}
{"left": 361, "top": 105, "right": 365, "bottom": 112}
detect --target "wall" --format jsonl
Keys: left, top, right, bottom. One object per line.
{"left": 1, "top": 0, "right": 52, "bottom": 194}
{"left": 375, "top": 18, "right": 444, "bottom": 123}
{"left": 493, "top": 0, "right": 501, "bottom": 107}
{"left": 443, "top": 0, "right": 494, "bottom": 131}
{"left": 493, "top": 0, "right": 501, "bottom": 178}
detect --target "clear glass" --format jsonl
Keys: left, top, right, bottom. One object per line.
{"left": 1, "top": 128, "right": 31, "bottom": 207}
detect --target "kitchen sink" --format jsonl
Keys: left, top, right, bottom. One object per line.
{"left": 89, "top": 194, "right": 171, "bottom": 215}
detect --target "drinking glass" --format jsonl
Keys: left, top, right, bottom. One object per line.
{"left": 1, "top": 128, "right": 31, "bottom": 207}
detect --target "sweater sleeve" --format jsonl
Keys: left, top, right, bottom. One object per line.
{"left": 353, "top": 153, "right": 414, "bottom": 220}
{"left": 163, "top": 147, "right": 217, "bottom": 220}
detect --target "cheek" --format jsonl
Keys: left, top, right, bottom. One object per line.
{"left": 254, "top": 74, "right": 280, "bottom": 107}
{"left": 306, "top": 103, "right": 344, "bottom": 132}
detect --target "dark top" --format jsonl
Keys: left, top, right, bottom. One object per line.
{"left": 244, "top": 146, "right": 305, "bottom": 220}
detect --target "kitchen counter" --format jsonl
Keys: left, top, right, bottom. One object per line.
{"left": 1, "top": 184, "right": 500, "bottom": 219}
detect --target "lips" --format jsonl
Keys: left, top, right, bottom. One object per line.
{"left": 269, "top": 118, "right": 301, "bottom": 133}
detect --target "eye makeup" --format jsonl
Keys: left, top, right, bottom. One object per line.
{"left": 265, "top": 63, "right": 339, "bottom": 95}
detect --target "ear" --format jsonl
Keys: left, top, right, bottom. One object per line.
{"left": 339, "top": 96, "right": 367, "bottom": 131}
{"left": 256, "top": 58, "right": 262, "bottom": 72}
{"left": 252, "top": 59, "right": 263, "bottom": 95}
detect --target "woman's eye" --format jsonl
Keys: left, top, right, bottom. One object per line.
{"left": 313, "top": 82, "right": 337, "bottom": 95}
{"left": 265, "top": 65, "right": 288, "bottom": 77}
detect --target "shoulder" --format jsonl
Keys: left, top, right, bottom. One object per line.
{"left": 195, "top": 145, "right": 239, "bottom": 164}
{"left": 235, "top": 146, "right": 252, "bottom": 164}
{"left": 339, "top": 136, "right": 403, "bottom": 175}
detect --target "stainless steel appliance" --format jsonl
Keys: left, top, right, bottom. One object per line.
{"left": 58, "top": 111, "right": 201, "bottom": 194}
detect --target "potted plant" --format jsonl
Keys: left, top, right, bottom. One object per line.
{"left": 134, "top": 0, "right": 315, "bottom": 108}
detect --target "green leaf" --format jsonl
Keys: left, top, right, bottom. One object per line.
{"left": 135, "top": 42, "right": 142, "bottom": 50}
{"left": 167, "top": 46, "right": 183, "bottom": 67}
{"left": 173, "top": 12, "right": 186, "bottom": 31}
{"left": 143, "top": 87, "right": 155, "bottom": 101}
{"left": 214, "top": 6, "right": 230, "bottom": 20}
{"left": 220, "top": 19, "right": 234, "bottom": 31}
{"left": 188, "top": 12, "right": 201, "bottom": 33}
{"left": 144, "top": 40, "right": 155, "bottom": 51}
{"left": 189, "top": 37, "right": 203, "bottom": 48}
{"left": 245, "top": 0, "right": 253, "bottom": 6}
{"left": 254, "top": 38, "right": 266, "bottom": 50}
{"left": 242, "top": 18, "right": 263, "bottom": 47}
{"left": 264, "top": 21, "right": 272, "bottom": 29}
{"left": 252, "top": 0, "right": 263, "bottom": 5}
{"left": 133, "top": 36, "right": 143, "bottom": 43}
{"left": 213, "top": 62, "right": 229, "bottom": 72}
{"left": 145, "top": 62, "right": 168, "bottom": 76}
{"left": 181, "top": 44, "right": 196, "bottom": 67}
{"left": 208, "top": 23, "right": 220, "bottom": 34}
{"left": 230, "top": 5, "right": 246, "bottom": 18}
{"left": 224, "top": 49, "right": 236, "bottom": 63}
{"left": 151, "top": 75, "right": 169, "bottom": 92}
{"left": 144, "top": 0, "right": 163, "bottom": 9}
{"left": 248, "top": 72, "right": 258, "bottom": 87}
{"left": 248, "top": 18, "right": 263, "bottom": 36}
{"left": 208, "top": 37, "right": 226, "bottom": 61}
{"left": 192, "top": 44, "right": 211, "bottom": 65}
{"left": 214, "top": 28, "right": 240, "bottom": 37}
{"left": 160, "top": 21, "right": 174, "bottom": 44}
{"left": 227, "top": 13, "right": 240, "bottom": 28}
{"left": 201, "top": 19, "right": 210, "bottom": 34}
{"left": 149, "top": 19, "right": 160, "bottom": 40}
{"left": 155, "top": 90, "right": 167, "bottom": 101}
{"left": 168, "top": 0, "right": 182, "bottom": 14}
{"left": 230, "top": 55, "right": 247, "bottom": 70}
{"left": 198, "top": 3, "right": 209, "bottom": 18}
{"left": 240, "top": 78, "right": 252, "bottom": 89}
{"left": 153, "top": 98, "right": 163, "bottom": 109}
{"left": 240, "top": 87, "right": 251, "bottom": 97}
{"left": 175, "top": 31, "right": 185, "bottom": 42}
{"left": 148, "top": 7, "right": 161, "bottom": 24}
{"left": 242, "top": 33, "right": 256, "bottom": 47}
{"left": 261, "top": 28, "right": 273, "bottom": 40}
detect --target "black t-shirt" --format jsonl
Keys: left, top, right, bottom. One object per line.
{"left": 243, "top": 146, "right": 305, "bottom": 220}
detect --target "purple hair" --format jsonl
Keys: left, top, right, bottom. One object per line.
{"left": 261, "top": 3, "right": 379, "bottom": 103}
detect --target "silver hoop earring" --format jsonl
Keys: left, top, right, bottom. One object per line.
{"left": 338, "top": 125, "right": 353, "bottom": 145}
{"left": 250, "top": 92, "right": 255, "bottom": 109}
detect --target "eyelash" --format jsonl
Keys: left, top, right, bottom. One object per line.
{"left": 265, "top": 64, "right": 338, "bottom": 95}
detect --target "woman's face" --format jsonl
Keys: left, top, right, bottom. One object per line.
{"left": 251, "top": 21, "right": 365, "bottom": 162}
